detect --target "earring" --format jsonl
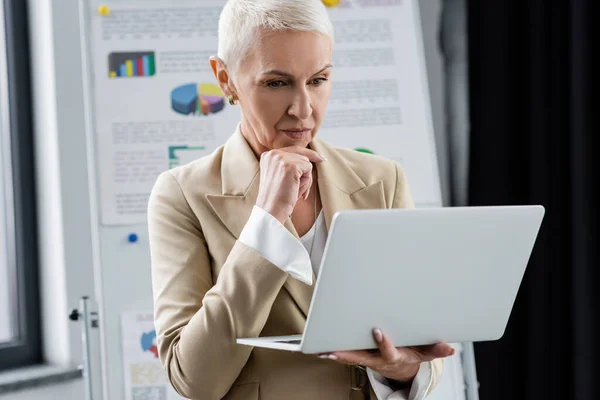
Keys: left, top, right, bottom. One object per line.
{"left": 228, "top": 95, "right": 238, "bottom": 106}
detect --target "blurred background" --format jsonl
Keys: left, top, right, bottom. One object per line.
{"left": 0, "top": 0, "right": 595, "bottom": 399}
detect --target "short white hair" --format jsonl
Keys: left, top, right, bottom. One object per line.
{"left": 217, "top": 0, "right": 334, "bottom": 71}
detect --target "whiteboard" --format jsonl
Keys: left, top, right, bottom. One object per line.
{"left": 79, "top": 0, "right": 473, "bottom": 399}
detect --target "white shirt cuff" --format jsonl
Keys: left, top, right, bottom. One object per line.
{"left": 367, "top": 362, "right": 434, "bottom": 400}
{"left": 239, "top": 206, "right": 313, "bottom": 285}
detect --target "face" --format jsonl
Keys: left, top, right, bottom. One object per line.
{"left": 211, "top": 29, "right": 333, "bottom": 155}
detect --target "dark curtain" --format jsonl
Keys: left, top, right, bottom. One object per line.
{"left": 467, "top": 1, "right": 596, "bottom": 400}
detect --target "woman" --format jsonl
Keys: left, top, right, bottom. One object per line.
{"left": 148, "top": 0, "right": 454, "bottom": 399}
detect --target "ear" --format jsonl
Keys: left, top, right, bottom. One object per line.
{"left": 209, "top": 56, "right": 237, "bottom": 98}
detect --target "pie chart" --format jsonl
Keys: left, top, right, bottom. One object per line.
{"left": 171, "top": 83, "right": 225, "bottom": 116}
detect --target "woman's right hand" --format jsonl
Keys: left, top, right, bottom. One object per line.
{"left": 256, "top": 147, "right": 326, "bottom": 224}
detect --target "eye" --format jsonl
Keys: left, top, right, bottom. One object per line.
{"left": 310, "top": 77, "right": 328, "bottom": 85}
{"left": 266, "top": 80, "right": 288, "bottom": 88}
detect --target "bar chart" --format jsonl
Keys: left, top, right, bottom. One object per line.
{"left": 108, "top": 51, "right": 156, "bottom": 78}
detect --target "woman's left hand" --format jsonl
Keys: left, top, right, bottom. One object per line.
{"left": 318, "top": 328, "right": 455, "bottom": 383}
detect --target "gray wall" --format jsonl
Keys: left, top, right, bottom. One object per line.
{"left": 419, "top": 0, "right": 451, "bottom": 206}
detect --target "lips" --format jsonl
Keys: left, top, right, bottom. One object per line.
{"left": 280, "top": 128, "right": 312, "bottom": 132}
{"left": 280, "top": 128, "right": 312, "bottom": 139}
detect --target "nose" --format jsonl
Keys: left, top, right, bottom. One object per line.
{"left": 287, "top": 87, "right": 312, "bottom": 120}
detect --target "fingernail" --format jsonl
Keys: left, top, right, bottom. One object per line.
{"left": 318, "top": 355, "right": 329, "bottom": 359}
{"left": 328, "top": 354, "right": 338, "bottom": 360}
{"left": 450, "top": 348, "right": 456, "bottom": 356}
{"left": 320, "top": 153, "right": 328, "bottom": 161}
{"left": 373, "top": 328, "right": 383, "bottom": 343}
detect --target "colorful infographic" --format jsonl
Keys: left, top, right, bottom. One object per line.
{"left": 168, "top": 145, "right": 207, "bottom": 168}
{"left": 170, "top": 83, "right": 226, "bottom": 116}
{"left": 140, "top": 330, "right": 159, "bottom": 358}
{"left": 121, "top": 312, "right": 185, "bottom": 400}
{"left": 108, "top": 51, "right": 156, "bottom": 78}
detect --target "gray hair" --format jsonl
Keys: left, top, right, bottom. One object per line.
{"left": 217, "top": 0, "right": 335, "bottom": 71}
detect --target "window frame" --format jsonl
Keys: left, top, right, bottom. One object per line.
{"left": 0, "top": 0, "right": 41, "bottom": 371}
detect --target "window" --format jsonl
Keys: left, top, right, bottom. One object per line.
{"left": 0, "top": 0, "right": 41, "bottom": 370}
{"left": 0, "top": 88, "right": 12, "bottom": 346}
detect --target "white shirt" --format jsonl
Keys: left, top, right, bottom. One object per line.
{"left": 298, "top": 208, "right": 327, "bottom": 276}
{"left": 239, "top": 206, "right": 435, "bottom": 400}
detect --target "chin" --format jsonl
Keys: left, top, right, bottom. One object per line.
{"left": 278, "top": 138, "right": 311, "bottom": 149}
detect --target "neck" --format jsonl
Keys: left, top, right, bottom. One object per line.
{"left": 240, "top": 120, "right": 270, "bottom": 159}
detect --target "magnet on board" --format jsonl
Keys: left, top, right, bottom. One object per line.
{"left": 98, "top": 5, "right": 110, "bottom": 16}
{"left": 128, "top": 233, "right": 138, "bottom": 243}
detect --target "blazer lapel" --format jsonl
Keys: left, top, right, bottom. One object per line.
{"left": 205, "top": 125, "right": 260, "bottom": 240}
{"left": 206, "top": 127, "right": 385, "bottom": 319}
{"left": 310, "top": 137, "right": 387, "bottom": 232}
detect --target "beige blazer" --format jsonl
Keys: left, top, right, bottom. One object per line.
{"left": 148, "top": 128, "right": 443, "bottom": 400}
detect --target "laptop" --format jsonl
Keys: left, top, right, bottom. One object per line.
{"left": 237, "top": 205, "right": 545, "bottom": 354}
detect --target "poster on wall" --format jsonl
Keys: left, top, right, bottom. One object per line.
{"left": 319, "top": 0, "right": 442, "bottom": 208}
{"left": 89, "top": 0, "right": 441, "bottom": 225}
{"left": 120, "top": 311, "right": 185, "bottom": 400}
{"left": 90, "top": 0, "right": 241, "bottom": 225}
